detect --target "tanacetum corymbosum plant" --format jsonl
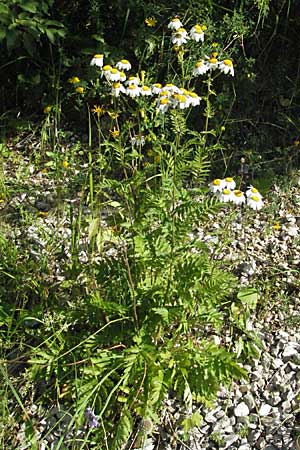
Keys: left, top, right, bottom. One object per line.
{"left": 27, "top": 14, "right": 252, "bottom": 450}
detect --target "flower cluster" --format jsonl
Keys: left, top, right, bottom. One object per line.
{"left": 84, "top": 407, "right": 99, "bottom": 428}
{"left": 167, "top": 17, "right": 234, "bottom": 76}
{"left": 89, "top": 54, "right": 201, "bottom": 113}
{"left": 193, "top": 58, "right": 234, "bottom": 77}
{"left": 209, "top": 178, "right": 264, "bottom": 210}
{"left": 168, "top": 18, "right": 206, "bottom": 45}
{"left": 87, "top": 16, "right": 234, "bottom": 115}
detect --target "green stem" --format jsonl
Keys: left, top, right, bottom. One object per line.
{"left": 87, "top": 104, "right": 94, "bottom": 216}
{"left": 204, "top": 72, "right": 212, "bottom": 150}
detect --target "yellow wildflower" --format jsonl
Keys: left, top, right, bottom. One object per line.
{"left": 107, "top": 111, "right": 119, "bottom": 119}
{"left": 62, "top": 160, "right": 69, "bottom": 169}
{"left": 75, "top": 86, "right": 85, "bottom": 94}
{"left": 145, "top": 17, "right": 157, "bottom": 27}
{"left": 273, "top": 222, "right": 281, "bottom": 231}
{"left": 92, "top": 105, "right": 105, "bottom": 117}
{"left": 211, "top": 42, "right": 218, "bottom": 48}
{"left": 68, "top": 76, "right": 80, "bottom": 84}
{"left": 43, "top": 105, "right": 52, "bottom": 114}
{"left": 110, "top": 127, "right": 120, "bottom": 138}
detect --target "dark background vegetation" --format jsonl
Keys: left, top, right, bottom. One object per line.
{"left": 0, "top": 0, "right": 299, "bottom": 174}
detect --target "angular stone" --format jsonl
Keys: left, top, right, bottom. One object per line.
{"left": 223, "top": 433, "right": 239, "bottom": 449}
{"left": 258, "top": 403, "right": 272, "bottom": 416}
{"left": 243, "top": 393, "right": 256, "bottom": 411}
{"left": 234, "top": 402, "right": 249, "bottom": 417}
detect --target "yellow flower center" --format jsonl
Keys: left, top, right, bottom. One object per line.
{"left": 94, "top": 54, "right": 103, "bottom": 58}
{"left": 209, "top": 58, "right": 218, "bottom": 64}
{"left": 251, "top": 187, "right": 258, "bottom": 193}
{"left": 223, "top": 189, "right": 231, "bottom": 195}
{"left": 172, "top": 18, "right": 180, "bottom": 23}
{"left": 142, "top": 86, "right": 150, "bottom": 91}
{"left": 111, "top": 68, "right": 118, "bottom": 74}
{"left": 213, "top": 179, "right": 221, "bottom": 185}
{"left": 159, "top": 90, "right": 168, "bottom": 96}
{"left": 128, "top": 84, "right": 137, "bottom": 90}
{"left": 154, "top": 83, "right": 162, "bottom": 88}
{"left": 193, "top": 25, "right": 203, "bottom": 32}
{"left": 189, "top": 92, "right": 198, "bottom": 98}
{"left": 224, "top": 59, "right": 233, "bottom": 66}
{"left": 103, "top": 65, "right": 111, "bottom": 71}
{"left": 251, "top": 195, "right": 260, "bottom": 202}
{"left": 211, "top": 52, "right": 218, "bottom": 58}
{"left": 201, "top": 25, "right": 207, "bottom": 31}
{"left": 119, "top": 71, "right": 126, "bottom": 78}
{"left": 234, "top": 190, "right": 243, "bottom": 197}
{"left": 175, "top": 95, "right": 187, "bottom": 103}
{"left": 177, "top": 27, "right": 186, "bottom": 33}
{"left": 225, "top": 177, "right": 233, "bottom": 182}
{"left": 113, "top": 82, "right": 121, "bottom": 88}
{"left": 195, "top": 60, "right": 203, "bottom": 68}
{"left": 160, "top": 98, "right": 169, "bottom": 105}
{"left": 121, "top": 59, "right": 129, "bottom": 64}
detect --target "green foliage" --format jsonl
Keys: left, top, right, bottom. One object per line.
{"left": 0, "top": 0, "right": 65, "bottom": 54}
{"left": 2, "top": 1, "right": 294, "bottom": 448}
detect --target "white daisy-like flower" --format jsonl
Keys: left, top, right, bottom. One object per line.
{"left": 219, "top": 188, "right": 233, "bottom": 203}
{"left": 219, "top": 59, "right": 234, "bottom": 76}
{"left": 109, "top": 68, "right": 121, "bottom": 82}
{"left": 245, "top": 186, "right": 262, "bottom": 199}
{"left": 102, "top": 64, "right": 112, "bottom": 80}
{"left": 168, "top": 18, "right": 183, "bottom": 30}
{"left": 247, "top": 194, "right": 264, "bottom": 210}
{"left": 173, "top": 94, "right": 189, "bottom": 109}
{"left": 190, "top": 24, "right": 205, "bottom": 42}
{"left": 131, "top": 135, "right": 145, "bottom": 146}
{"left": 158, "top": 89, "right": 171, "bottom": 99}
{"left": 164, "top": 83, "right": 181, "bottom": 94}
{"left": 126, "top": 76, "right": 140, "bottom": 86}
{"left": 157, "top": 97, "right": 170, "bottom": 113}
{"left": 207, "top": 57, "right": 219, "bottom": 70}
{"left": 209, "top": 178, "right": 226, "bottom": 193}
{"left": 224, "top": 177, "right": 236, "bottom": 190}
{"left": 140, "top": 85, "right": 152, "bottom": 96}
{"left": 232, "top": 190, "right": 246, "bottom": 205}
{"left": 116, "top": 59, "right": 131, "bottom": 71}
{"left": 151, "top": 83, "right": 162, "bottom": 94}
{"left": 90, "top": 54, "right": 104, "bottom": 68}
{"left": 193, "top": 60, "right": 210, "bottom": 76}
{"left": 126, "top": 83, "right": 141, "bottom": 98}
{"left": 119, "top": 71, "right": 126, "bottom": 82}
{"left": 112, "top": 82, "right": 126, "bottom": 97}
{"left": 171, "top": 28, "right": 189, "bottom": 47}
{"left": 186, "top": 91, "right": 201, "bottom": 106}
